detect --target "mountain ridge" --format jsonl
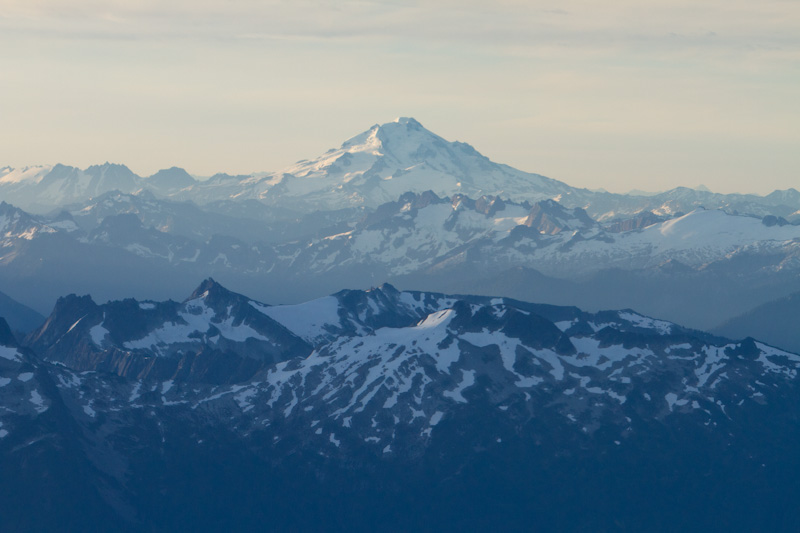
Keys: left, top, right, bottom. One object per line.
{"left": 4, "top": 280, "right": 800, "bottom": 529}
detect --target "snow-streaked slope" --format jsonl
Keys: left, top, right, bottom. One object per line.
{"left": 178, "top": 293, "right": 800, "bottom": 451}
{"left": 264, "top": 197, "right": 800, "bottom": 280}
{"left": 122, "top": 296, "right": 273, "bottom": 351}
{"left": 631, "top": 208, "right": 799, "bottom": 253}
{"left": 254, "top": 296, "right": 342, "bottom": 345}
{"left": 0, "top": 165, "right": 53, "bottom": 185}
{"left": 537, "top": 208, "right": 800, "bottom": 274}
{"left": 30, "top": 283, "right": 800, "bottom": 455}
{"left": 7, "top": 286, "right": 800, "bottom": 531}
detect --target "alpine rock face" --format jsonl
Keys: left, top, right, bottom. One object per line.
{"left": 26, "top": 279, "right": 311, "bottom": 383}
{"left": 4, "top": 281, "right": 800, "bottom": 530}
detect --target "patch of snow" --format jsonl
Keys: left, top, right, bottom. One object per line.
{"left": 29, "top": 390, "right": 47, "bottom": 413}
{"left": 56, "top": 373, "right": 82, "bottom": 389}
{"left": 416, "top": 309, "right": 455, "bottom": 329}
{"left": 89, "top": 322, "right": 109, "bottom": 346}
{"left": 125, "top": 299, "right": 271, "bottom": 351}
{"left": 443, "top": 369, "right": 475, "bottom": 403}
{"left": 568, "top": 337, "right": 652, "bottom": 371}
{"left": 129, "top": 381, "right": 142, "bottom": 402}
{"left": 617, "top": 311, "right": 673, "bottom": 335}
{"left": 755, "top": 342, "right": 800, "bottom": 378}
{"left": 234, "top": 387, "right": 258, "bottom": 411}
{"left": 324, "top": 230, "right": 353, "bottom": 241}
{"left": 256, "top": 296, "right": 342, "bottom": 344}
{"left": 554, "top": 320, "right": 576, "bottom": 332}
{"left": 665, "top": 343, "right": 692, "bottom": 354}
{"left": 0, "top": 346, "right": 20, "bottom": 361}
{"left": 695, "top": 345, "right": 730, "bottom": 388}
{"left": 0, "top": 165, "right": 52, "bottom": 184}
{"left": 665, "top": 392, "right": 689, "bottom": 411}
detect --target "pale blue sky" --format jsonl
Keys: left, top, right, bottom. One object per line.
{"left": 1, "top": 0, "right": 798, "bottom": 194}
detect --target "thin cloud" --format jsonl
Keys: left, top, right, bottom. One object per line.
{"left": 2, "top": 0, "right": 798, "bottom": 59}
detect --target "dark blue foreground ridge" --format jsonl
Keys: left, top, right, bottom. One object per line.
{"left": 1, "top": 280, "right": 799, "bottom": 531}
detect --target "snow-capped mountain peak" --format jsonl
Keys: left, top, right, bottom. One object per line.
{"left": 291, "top": 117, "right": 446, "bottom": 177}
{"left": 338, "top": 116, "right": 429, "bottom": 151}
{"left": 246, "top": 118, "right": 573, "bottom": 210}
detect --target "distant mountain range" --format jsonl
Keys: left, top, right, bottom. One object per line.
{"left": 3, "top": 280, "right": 800, "bottom": 530}
{"left": 3, "top": 118, "right": 800, "bottom": 220}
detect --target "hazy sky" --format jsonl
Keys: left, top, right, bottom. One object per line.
{"left": 1, "top": 0, "right": 798, "bottom": 194}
